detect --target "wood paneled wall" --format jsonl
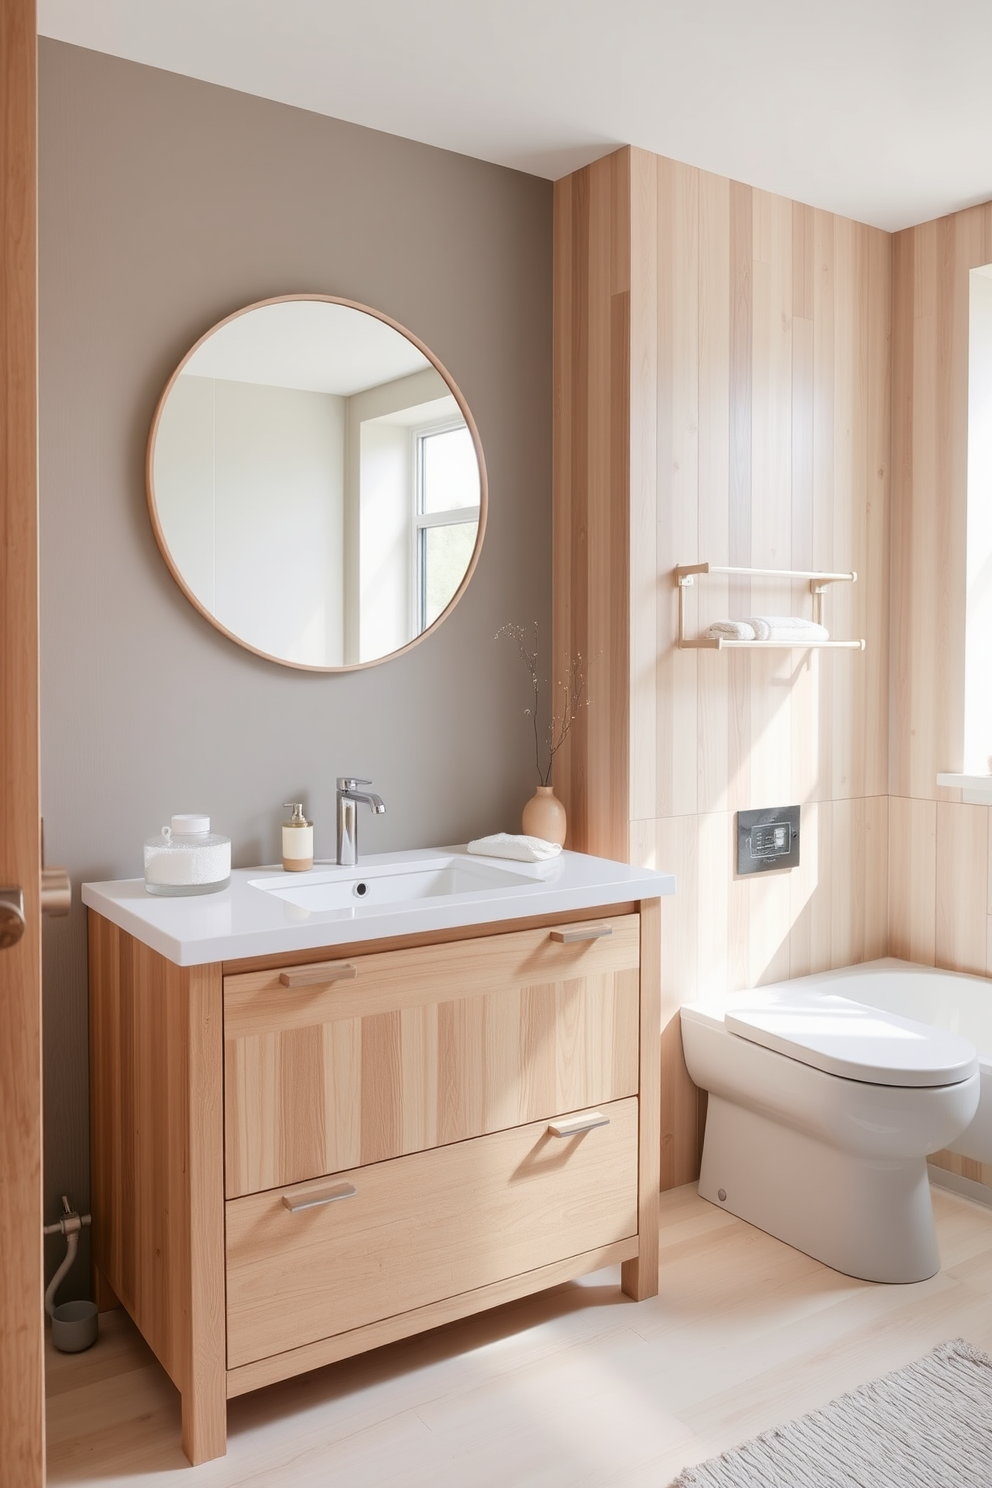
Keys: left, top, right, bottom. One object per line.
{"left": 553, "top": 148, "right": 632, "bottom": 866}
{"left": 554, "top": 147, "right": 891, "bottom": 1186}
{"left": 890, "top": 202, "right": 992, "bottom": 1188}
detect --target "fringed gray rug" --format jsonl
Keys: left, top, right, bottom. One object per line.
{"left": 672, "top": 1338, "right": 992, "bottom": 1487}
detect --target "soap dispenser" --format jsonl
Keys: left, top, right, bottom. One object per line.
{"left": 282, "top": 802, "right": 314, "bottom": 872}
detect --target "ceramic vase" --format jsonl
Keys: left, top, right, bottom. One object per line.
{"left": 522, "top": 785, "right": 567, "bottom": 846}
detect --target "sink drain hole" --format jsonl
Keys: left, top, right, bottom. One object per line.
{"left": 354, "top": 882, "right": 369, "bottom": 898}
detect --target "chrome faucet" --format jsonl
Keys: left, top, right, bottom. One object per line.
{"left": 336, "top": 777, "right": 386, "bottom": 866}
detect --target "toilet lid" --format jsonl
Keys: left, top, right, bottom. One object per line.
{"left": 726, "top": 992, "right": 978, "bottom": 1087}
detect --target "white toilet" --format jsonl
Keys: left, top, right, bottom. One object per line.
{"left": 681, "top": 983, "right": 980, "bottom": 1282}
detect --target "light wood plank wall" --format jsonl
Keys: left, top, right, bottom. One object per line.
{"left": 890, "top": 202, "right": 992, "bottom": 1190}
{"left": 554, "top": 147, "right": 891, "bottom": 1186}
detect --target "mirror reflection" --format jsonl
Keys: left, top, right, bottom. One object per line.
{"left": 148, "top": 297, "right": 485, "bottom": 669}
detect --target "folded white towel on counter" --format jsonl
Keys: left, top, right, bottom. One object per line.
{"left": 467, "top": 832, "right": 563, "bottom": 862}
{"left": 706, "top": 616, "right": 829, "bottom": 642}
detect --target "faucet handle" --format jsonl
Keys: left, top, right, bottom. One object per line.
{"left": 337, "top": 777, "right": 372, "bottom": 792}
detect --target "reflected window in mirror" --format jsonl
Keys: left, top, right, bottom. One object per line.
{"left": 416, "top": 423, "right": 481, "bottom": 631}
{"left": 148, "top": 297, "right": 487, "bottom": 672}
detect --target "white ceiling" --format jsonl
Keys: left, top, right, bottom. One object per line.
{"left": 38, "top": 0, "right": 992, "bottom": 232}
{"left": 184, "top": 301, "right": 430, "bottom": 396}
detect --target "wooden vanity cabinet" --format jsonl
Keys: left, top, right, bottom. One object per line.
{"left": 88, "top": 899, "right": 660, "bottom": 1466}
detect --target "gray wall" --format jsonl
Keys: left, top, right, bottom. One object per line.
{"left": 39, "top": 40, "right": 552, "bottom": 1295}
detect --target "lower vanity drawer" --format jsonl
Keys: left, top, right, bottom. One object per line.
{"left": 225, "top": 1095, "right": 639, "bottom": 1368}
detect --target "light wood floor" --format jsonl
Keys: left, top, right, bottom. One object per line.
{"left": 46, "top": 1182, "right": 992, "bottom": 1486}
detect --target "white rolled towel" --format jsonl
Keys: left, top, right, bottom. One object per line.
{"left": 747, "top": 616, "right": 829, "bottom": 641}
{"left": 706, "top": 619, "right": 757, "bottom": 640}
{"left": 467, "top": 832, "right": 562, "bottom": 863}
{"left": 705, "top": 616, "right": 828, "bottom": 642}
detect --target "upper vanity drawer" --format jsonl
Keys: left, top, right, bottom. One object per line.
{"left": 224, "top": 914, "right": 640, "bottom": 1198}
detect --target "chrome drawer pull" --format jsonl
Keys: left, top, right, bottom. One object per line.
{"left": 550, "top": 924, "right": 613, "bottom": 944}
{"left": 547, "top": 1111, "right": 610, "bottom": 1138}
{"left": 279, "top": 961, "right": 357, "bottom": 988}
{"left": 282, "top": 1182, "right": 357, "bottom": 1213}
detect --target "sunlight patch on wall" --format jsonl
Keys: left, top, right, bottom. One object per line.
{"left": 965, "top": 266, "right": 992, "bottom": 774}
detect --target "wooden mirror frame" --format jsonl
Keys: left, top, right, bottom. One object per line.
{"left": 146, "top": 293, "right": 489, "bottom": 672}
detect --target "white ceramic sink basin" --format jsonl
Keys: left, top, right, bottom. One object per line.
{"left": 248, "top": 853, "right": 541, "bottom": 914}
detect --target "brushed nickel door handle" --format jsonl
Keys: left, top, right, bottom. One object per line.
{"left": 0, "top": 888, "right": 25, "bottom": 949}
{"left": 550, "top": 924, "right": 613, "bottom": 944}
{"left": 547, "top": 1111, "right": 610, "bottom": 1138}
{"left": 282, "top": 1182, "right": 357, "bottom": 1213}
{"left": 41, "top": 866, "right": 71, "bottom": 917}
{"left": 279, "top": 961, "right": 357, "bottom": 988}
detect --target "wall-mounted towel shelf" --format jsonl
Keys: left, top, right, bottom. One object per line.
{"left": 675, "top": 563, "right": 865, "bottom": 650}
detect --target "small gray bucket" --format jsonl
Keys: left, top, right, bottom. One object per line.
{"left": 44, "top": 1196, "right": 98, "bottom": 1353}
{"left": 50, "top": 1298, "right": 99, "bottom": 1353}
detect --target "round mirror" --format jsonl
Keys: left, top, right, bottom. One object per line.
{"left": 147, "top": 295, "right": 487, "bottom": 670}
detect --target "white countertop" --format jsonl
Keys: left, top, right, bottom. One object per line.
{"left": 81, "top": 847, "right": 676, "bottom": 966}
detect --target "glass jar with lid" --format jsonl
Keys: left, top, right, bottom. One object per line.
{"left": 144, "top": 814, "right": 231, "bottom": 895}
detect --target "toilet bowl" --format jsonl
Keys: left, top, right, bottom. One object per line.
{"left": 681, "top": 986, "right": 980, "bottom": 1282}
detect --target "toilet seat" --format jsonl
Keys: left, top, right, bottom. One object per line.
{"left": 726, "top": 992, "right": 977, "bottom": 1088}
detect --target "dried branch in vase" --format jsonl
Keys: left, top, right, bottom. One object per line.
{"left": 496, "top": 622, "right": 588, "bottom": 786}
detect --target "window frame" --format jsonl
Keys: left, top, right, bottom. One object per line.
{"left": 412, "top": 418, "right": 482, "bottom": 633}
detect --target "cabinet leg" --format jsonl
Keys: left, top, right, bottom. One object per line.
{"left": 181, "top": 1376, "right": 228, "bottom": 1466}
{"left": 621, "top": 1247, "right": 659, "bottom": 1302}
